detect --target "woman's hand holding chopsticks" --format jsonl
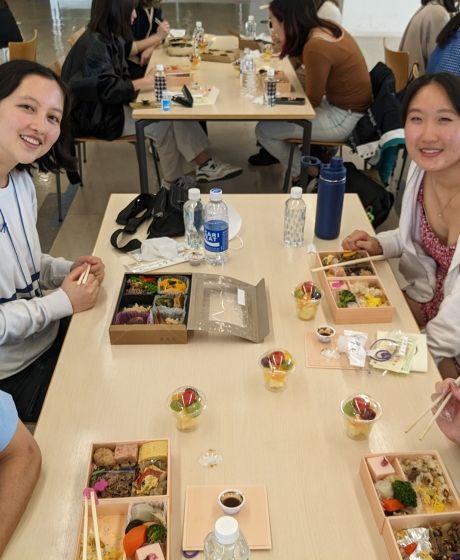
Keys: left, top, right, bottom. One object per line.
{"left": 342, "top": 230, "right": 384, "bottom": 256}
{"left": 431, "top": 378, "right": 460, "bottom": 445}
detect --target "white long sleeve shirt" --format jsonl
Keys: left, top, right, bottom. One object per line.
{"left": 0, "top": 170, "right": 73, "bottom": 377}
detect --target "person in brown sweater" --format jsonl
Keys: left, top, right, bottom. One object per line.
{"left": 252, "top": 0, "right": 372, "bottom": 184}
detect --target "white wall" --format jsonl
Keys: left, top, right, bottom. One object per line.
{"left": 342, "top": 0, "right": 420, "bottom": 36}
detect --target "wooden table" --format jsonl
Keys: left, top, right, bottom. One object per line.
{"left": 133, "top": 36, "right": 315, "bottom": 193}
{"left": 5, "top": 194, "right": 457, "bottom": 560}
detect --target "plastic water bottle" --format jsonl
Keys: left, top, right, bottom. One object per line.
{"left": 183, "top": 188, "right": 204, "bottom": 249}
{"left": 242, "top": 54, "right": 257, "bottom": 98}
{"left": 204, "top": 188, "right": 229, "bottom": 264}
{"left": 204, "top": 516, "right": 250, "bottom": 560}
{"left": 154, "top": 64, "right": 167, "bottom": 102}
{"left": 283, "top": 186, "right": 306, "bottom": 247}
{"left": 245, "top": 15, "right": 257, "bottom": 39}
{"left": 239, "top": 48, "right": 251, "bottom": 95}
{"left": 264, "top": 67, "right": 276, "bottom": 106}
{"left": 193, "top": 20, "right": 205, "bottom": 51}
{"left": 314, "top": 156, "right": 347, "bottom": 240}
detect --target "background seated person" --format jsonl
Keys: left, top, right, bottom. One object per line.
{"left": 0, "top": 0, "right": 22, "bottom": 49}
{"left": 0, "top": 390, "right": 41, "bottom": 556}
{"left": 0, "top": 60, "right": 104, "bottom": 422}
{"left": 399, "top": 0, "right": 457, "bottom": 74}
{"left": 427, "top": 12, "right": 460, "bottom": 75}
{"left": 343, "top": 73, "right": 460, "bottom": 380}
{"left": 251, "top": 0, "right": 371, "bottom": 185}
{"left": 61, "top": 0, "right": 242, "bottom": 186}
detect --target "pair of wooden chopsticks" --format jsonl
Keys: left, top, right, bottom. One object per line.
{"left": 82, "top": 487, "right": 102, "bottom": 560}
{"left": 405, "top": 377, "right": 460, "bottom": 440}
{"left": 311, "top": 254, "right": 387, "bottom": 273}
{"left": 77, "top": 264, "right": 91, "bottom": 286}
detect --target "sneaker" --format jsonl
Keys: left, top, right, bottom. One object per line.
{"left": 248, "top": 147, "right": 279, "bottom": 166}
{"left": 196, "top": 158, "right": 242, "bottom": 183}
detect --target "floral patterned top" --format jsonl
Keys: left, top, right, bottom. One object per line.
{"left": 418, "top": 181, "right": 457, "bottom": 325}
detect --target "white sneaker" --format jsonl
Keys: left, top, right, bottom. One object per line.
{"left": 196, "top": 158, "right": 242, "bottom": 183}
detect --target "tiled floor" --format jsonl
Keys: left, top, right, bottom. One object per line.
{"left": 10, "top": 0, "right": 404, "bottom": 259}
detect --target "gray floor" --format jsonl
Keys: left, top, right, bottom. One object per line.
{"left": 11, "top": 0, "right": 404, "bottom": 258}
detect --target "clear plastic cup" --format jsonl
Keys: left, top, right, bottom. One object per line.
{"left": 340, "top": 393, "right": 382, "bottom": 440}
{"left": 168, "top": 386, "right": 206, "bottom": 432}
{"left": 259, "top": 349, "right": 295, "bottom": 392}
{"left": 293, "top": 281, "right": 322, "bottom": 321}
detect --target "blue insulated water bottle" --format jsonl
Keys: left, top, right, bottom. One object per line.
{"left": 301, "top": 156, "right": 347, "bottom": 240}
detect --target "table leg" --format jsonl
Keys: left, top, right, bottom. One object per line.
{"left": 299, "top": 120, "right": 312, "bottom": 192}
{"left": 135, "top": 119, "right": 150, "bottom": 194}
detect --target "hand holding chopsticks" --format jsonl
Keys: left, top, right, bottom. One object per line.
{"left": 404, "top": 377, "right": 460, "bottom": 440}
{"left": 77, "top": 263, "right": 91, "bottom": 286}
{"left": 82, "top": 487, "right": 102, "bottom": 560}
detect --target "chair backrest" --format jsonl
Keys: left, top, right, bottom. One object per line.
{"left": 383, "top": 39, "right": 409, "bottom": 92}
{"left": 9, "top": 29, "right": 38, "bottom": 62}
{"left": 68, "top": 27, "right": 85, "bottom": 47}
{"left": 49, "top": 56, "right": 65, "bottom": 77}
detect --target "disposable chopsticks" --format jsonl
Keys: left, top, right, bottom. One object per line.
{"left": 404, "top": 377, "right": 460, "bottom": 440}
{"left": 82, "top": 487, "right": 102, "bottom": 560}
{"left": 77, "top": 264, "right": 91, "bottom": 286}
{"left": 311, "top": 254, "right": 387, "bottom": 273}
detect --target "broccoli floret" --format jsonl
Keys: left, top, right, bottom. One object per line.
{"left": 147, "top": 523, "right": 167, "bottom": 544}
{"left": 392, "top": 480, "right": 417, "bottom": 508}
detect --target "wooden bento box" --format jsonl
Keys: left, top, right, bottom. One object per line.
{"left": 257, "top": 69, "right": 292, "bottom": 94}
{"left": 315, "top": 251, "right": 394, "bottom": 324}
{"left": 360, "top": 451, "right": 460, "bottom": 540}
{"left": 75, "top": 439, "right": 170, "bottom": 560}
{"left": 164, "top": 65, "right": 194, "bottom": 88}
{"left": 109, "top": 273, "right": 269, "bottom": 345}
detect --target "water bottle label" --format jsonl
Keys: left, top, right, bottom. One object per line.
{"left": 204, "top": 220, "right": 228, "bottom": 253}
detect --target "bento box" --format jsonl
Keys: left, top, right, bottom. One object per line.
{"left": 109, "top": 273, "right": 269, "bottom": 345}
{"left": 359, "top": 451, "right": 460, "bottom": 535}
{"left": 201, "top": 48, "right": 239, "bottom": 63}
{"left": 257, "top": 69, "right": 292, "bottom": 94}
{"left": 164, "top": 65, "right": 194, "bottom": 88}
{"left": 315, "top": 251, "right": 394, "bottom": 324}
{"left": 75, "top": 439, "right": 171, "bottom": 560}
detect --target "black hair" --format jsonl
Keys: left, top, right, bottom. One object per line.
{"left": 88, "top": 0, "right": 136, "bottom": 41}
{"left": 421, "top": 0, "right": 457, "bottom": 13}
{"left": 0, "top": 60, "right": 75, "bottom": 173}
{"left": 401, "top": 72, "right": 460, "bottom": 122}
{"left": 270, "top": 0, "right": 341, "bottom": 58}
{"left": 436, "top": 11, "right": 460, "bottom": 47}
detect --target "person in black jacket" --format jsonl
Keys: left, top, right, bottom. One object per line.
{"left": 126, "top": 0, "right": 170, "bottom": 79}
{"left": 0, "top": 0, "right": 22, "bottom": 49}
{"left": 61, "top": 0, "right": 242, "bottom": 185}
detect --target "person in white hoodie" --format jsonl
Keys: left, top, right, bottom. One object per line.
{"left": 0, "top": 60, "right": 104, "bottom": 422}
{"left": 343, "top": 73, "right": 460, "bottom": 379}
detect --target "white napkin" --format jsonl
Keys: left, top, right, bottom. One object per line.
{"left": 140, "top": 237, "right": 184, "bottom": 260}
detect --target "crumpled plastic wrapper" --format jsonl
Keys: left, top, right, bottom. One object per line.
{"left": 395, "top": 527, "right": 431, "bottom": 559}
{"left": 198, "top": 449, "right": 223, "bottom": 468}
{"left": 141, "top": 237, "right": 184, "bottom": 260}
{"left": 337, "top": 330, "right": 368, "bottom": 367}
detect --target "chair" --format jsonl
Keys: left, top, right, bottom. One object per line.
{"left": 283, "top": 139, "right": 345, "bottom": 192}
{"left": 383, "top": 39, "right": 409, "bottom": 94}
{"left": 8, "top": 29, "right": 38, "bottom": 61}
{"left": 68, "top": 27, "right": 86, "bottom": 47}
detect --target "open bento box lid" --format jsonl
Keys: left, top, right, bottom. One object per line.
{"left": 187, "top": 273, "right": 269, "bottom": 343}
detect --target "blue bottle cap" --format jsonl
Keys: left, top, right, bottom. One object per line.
{"left": 162, "top": 98, "right": 171, "bottom": 111}
{"left": 320, "top": 156, "right": 346, "bottom": 182}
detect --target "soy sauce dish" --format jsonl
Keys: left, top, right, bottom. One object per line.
{"left": 218, "top": 489, "right": 245, "bottom": 515}
{"left": 316, "top": 326, "right": 336, "bottom": 343}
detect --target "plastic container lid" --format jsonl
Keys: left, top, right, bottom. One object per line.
{"left": 209, "top": 187, "right": 223, "bottom": 202}
{"left": 214, "top": 516, "right": 239, "bottom": 545}
{"left": 188, "top": 188, "right": 201, "bottom": 201}
{"left": 290, "top": 186, "right": 303, "bottom": 199}
{"left": 320, "top": 156, "right": 346, "bottom": 182}
{"left": 156, "top": 64, "right": 164, "bottom": 72}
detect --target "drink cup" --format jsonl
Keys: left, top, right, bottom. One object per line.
{"left": 259, "top": 349, "right": 295, "bottom": 392}
{"left": 168, "top": 386, "right": 206, "bottom": 432}
{"left": 341, "top": 393, "right": 382, "bottom": 440}
{"left": 293, "top": 281, "right": 322, "bottom": 321}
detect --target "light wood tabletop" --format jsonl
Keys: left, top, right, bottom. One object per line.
{"left": 5, "top": 194, "right": 457, "bottom": 560}
{"left": 132, "top": 36, "right": 315, "bottom": 193}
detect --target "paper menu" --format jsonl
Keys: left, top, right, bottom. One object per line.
{"left": 372, "top": 331, "right": 428, "bottom": 373}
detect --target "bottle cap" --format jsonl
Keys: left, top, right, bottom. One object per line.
{"left": 248, "top": 14, "right": 254, "bottom": 21}
{"left": 290, "top": 186, "right": 303, "bottom": 199}
{"left": 243, "top": 47, "right": 250, "bottom": 54}
{"left": 267, "top": 67, "right": 275, "bottom": 77}
{"left": 188, "top": 188, "right": 201, "bottom": 201}
{"left": 156, "top": 64, "right": 164, "bottom": 72}
{"left": 214, "top": 516, "right": 239, "bottom": 545}
{"left": 196, "top": 21, "right": 202, "bottom": 27}
{"left": 209, "top": 187, "right": 223, "bottom": 202}
{"left": 320, "top": 156, "right": 347, "bottom": 183}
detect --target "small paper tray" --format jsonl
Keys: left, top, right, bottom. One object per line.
{"left": 182, "top": 485, "right": 271, "bottom": 551}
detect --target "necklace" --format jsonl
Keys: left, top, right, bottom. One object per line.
{"left": 430, "top": 174, "right": 460, "bottom": 218}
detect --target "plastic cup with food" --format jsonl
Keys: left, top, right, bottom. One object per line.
{"left": 340, "top": 393, "right": 382, "bottom": 440}
{"left": 168, "top": 386, "right": 206, "bottom": 432}
{"left": 259, "top": 349, "right": 295, "bottom": 392}
{"left": 293, "top": 281, "right": 322, "bottom": 321}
